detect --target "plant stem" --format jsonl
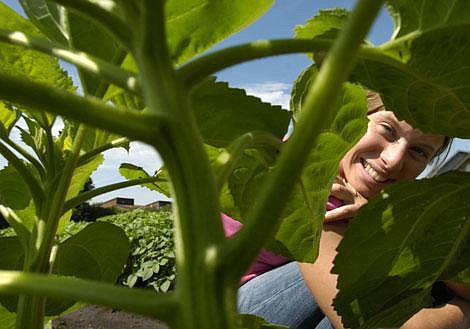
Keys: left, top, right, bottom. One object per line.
{"left": 0, "top": 72, "right": 166, "bottom": 144}
{"left": 0, "top": 29, "right": 140, "bottom": 95}
{"left": 222, "top": 0, "right": 385, "bottom": 279}
{"left": 77, "top": 137, "right": 129, "bottom": 166}
{"left": 1, "top": 136, "right": 46, "bottom": 179}
{"left": 47, "top": 0, "right": 132, "bottom": 47}
{"left": 178, "top": 38, "right": 406, "bottom": 89}
{"left": 0, "top": 270, "right": 178, "bottom": 322}
{"left": 16, "top": 126, "right": 87, "bottom": 329}
{"left": 134, "top": 1, "right": 235, "bottom": 327}
{"left": 62, "top": 176, "right": 167, "bottom": 212}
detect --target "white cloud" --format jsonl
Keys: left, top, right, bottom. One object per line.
{"left": 235, "top": 81, "right": 292, "bottom": 110}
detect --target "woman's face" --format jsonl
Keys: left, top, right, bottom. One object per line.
{"left": 339, "top": 111, "right": 445, "bottom": 199}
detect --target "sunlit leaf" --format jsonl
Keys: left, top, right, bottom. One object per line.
{"left": 294, "top": 8, "right": 349, "bottom": 61}
{"left": 166, "top": 0, "right": 273, "bottom": 64}
{"left": 0, "top": 103, "right": 18, "bottom": 137}
{"left": 59, "top": 221, "right": 130, "bottom": 282}
{"left": 0, "top": 3, "right": 74, "bottom": 127}
{"left": 18, "top": 0, "right": 68, "bottom": 44}
{"left": 192, "top": 77, "right": 290, "bottom": 147}
{"left": 119, "top": 163, "right": 169, "bottom": 196}
{"left": 333, "top": 172, "right": 470, "bottom": 329}
{"left": 0, "top": 165, "right": 31, "bottom": 210}
{"left": 352, "top": 24, "right": 470, "bottom": 138}
{"left": 386, "top": 0, "right": 470, "bottom": 39}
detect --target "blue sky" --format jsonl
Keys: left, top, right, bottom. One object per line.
{"left": 2, "top": 1, "right": 469, "bottom": 204}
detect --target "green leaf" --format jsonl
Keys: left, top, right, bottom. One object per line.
{"left": 333, "top": 172, "right": 470, "bottom": 329}
{"left": 67, "top": 11, "right": 126, "bottom": 97}
{"left": 18, "top": 0, "right": 68, "bottom": 44}
{"left": 352, "top": 23, "right": 470, "bottom": 138}
{"left": 118, "top": 163, "right": 170, "bottom": 196}
{"left": 18, "top": 116, "right": 49, "bottom": 164}
{"left": 19, "top": 0, "right": 126, "bottom": 97}
{"left": 386, "top": 0, "right": 470, "bottom": 39}
{"left": 192, "top": 77, "right": 291, "bottom": 147}
{"left": 237, "top": 314, "right": 289, "bottom": 329}
{"left": 0, "top": 2, "right": 74, "bottom": 127}
{"left": 0, "top": 304, "right": 16, "bottom": 329}
{"left": 56, "top": 221, "right": 129, "bottom": 283}
{"left": 0, "top": 165, "right": 32, "bottom": 210}
{"left": 294, "top": 8, "right": 349, "bottom": 61}
{"left": 166, "top": 0, "right": 274, "bottom": 64}
{"left": 0, "top": 103, "right": 18, "bottom": 137}
{"left": 0, "top": 237, "right": 24, "bottom": 271}
{"left": 0, "top": 236, "right": 25, "bottom": 312}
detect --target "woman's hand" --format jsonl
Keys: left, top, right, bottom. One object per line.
{"left": 324, "top": 176, "right": 368, "bottom": 223}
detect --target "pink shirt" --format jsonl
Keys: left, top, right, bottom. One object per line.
{"left": 221, "top": 196, "right": 343, "bottom": 285}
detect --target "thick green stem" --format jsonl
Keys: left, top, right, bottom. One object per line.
{"left": 62, "top": 176, "right": 167, "bottom": 212}
{"left": 0, "top": 29, "right": 140, "bottom": 95}
{"left": 178, "top": 38, "right": 406, "bottom": 89}
{"left": 1, "top": 136, "right": 46, "bottom": 179}
{"left": 77, "top": 137, "right": 129, "bottom": 166}
{"left": 0, "top": 270, "right": 178, "bottom": 322}
{"left": 16, "top": 126, "right": 87, "bottom": 329}
{"left": 222, "top": 0, "right": 385, "bottom": 279}
{"left": 134, "top": 1, "right": 234, "bottom": 327}
{"left": 0, "top": 72, "right": 166, "bottom": 144}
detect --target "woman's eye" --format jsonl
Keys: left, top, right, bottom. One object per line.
{"left": 378, "top": 122, "right": 394, "bottom": 136}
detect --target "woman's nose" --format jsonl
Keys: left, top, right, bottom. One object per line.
{"left": 380, "top": 142, "right": 407, "bottom": 171}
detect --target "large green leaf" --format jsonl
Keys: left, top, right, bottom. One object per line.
{"left": 0, "top": 165, "right": 31, "bottom": 210}
{"left": 59, "top": 221, "right": 129, "bottom": 282}
{"left": 0, "top": 304, "right": 16, "bottom": 329}
{"left": 45, "top": 221, "right": 129, "bottom": 315}
{"left": 19, "top": 0, "right": 126, "bottom": 97}
{"left": 352, "top": 23, "right": 470, "bottom": 138}
{"left": 166, "top": 0, "right": 273, "bottom": 64}
{"left": 67, "top": 12, "right": 126, "bottom": 97}
{"left": 386, "top": 0, "right": 470, "bottom": 39}
{"left": 0, "top": 3, "right": 73, "bottom": 128}
{"left": 18, "top": 0, "right": 68, "bottom": 44}
{"left": 0, "top": 237, "right": 23, "bottom": 271}
{"left": 226, "top": 80, "right": 367, "bottom": 261}
{"left": 333, "top": 172, "right": 470, "bottom": 329}
{"left": 294, "top": 8, "right": 349, "bottom": 62}
{"left": 192, "top": 77, "right": 291, "bottom": 147}
{"left": 0, "top": 103, "right": 18, "bottom": 137}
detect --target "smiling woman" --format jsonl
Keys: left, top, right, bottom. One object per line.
{"left": 237, "top": 91, "right": 469, "bottom": 329}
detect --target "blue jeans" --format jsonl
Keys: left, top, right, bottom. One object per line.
{"left": 238, "top": 262, "right": 334, "bottom": 329}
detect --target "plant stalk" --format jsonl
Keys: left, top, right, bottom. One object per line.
{"left": 134, "top": 1, "right": 234, "bottom": 327}
{"left": 222, "top": 0, "right": 386, "bottom": 279}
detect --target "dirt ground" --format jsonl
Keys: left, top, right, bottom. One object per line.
{"left": 52, "top": 305, "right": 168, "bottom": 329}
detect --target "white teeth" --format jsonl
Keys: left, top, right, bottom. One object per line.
{"left": 363, "top": 161, "right": 387, "bottom": 182}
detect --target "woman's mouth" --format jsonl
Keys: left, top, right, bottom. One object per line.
{"left": 361, "top": 159, "right": 387, "bottom": 183}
